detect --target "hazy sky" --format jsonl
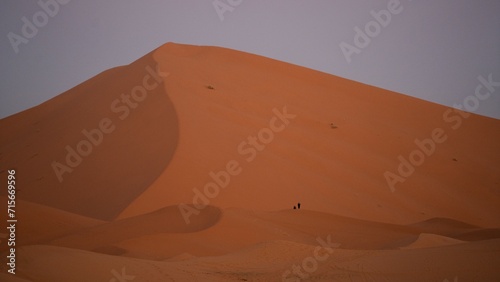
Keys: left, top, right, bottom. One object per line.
{"left": 1, "top": 0, "right": 499, "bottom": 119}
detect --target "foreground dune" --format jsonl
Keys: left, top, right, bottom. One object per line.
{"left": 1, "top": 42, "right": 499, "bottom": 280}
{"left": 2, "top": 204, "right": 499, "bottom": 280}
{"left": 7, "top": 238, "right": 500, "bottom": 281}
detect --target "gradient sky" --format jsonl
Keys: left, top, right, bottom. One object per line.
{"left": 1, "top": 0, "right": 499, "bottom": 119}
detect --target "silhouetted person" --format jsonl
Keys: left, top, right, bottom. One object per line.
{"left": 297, "top": 202, "right": 301, "bottom": 209}
{"left": 293, "top": 206, "right": 296, "bottom": 209}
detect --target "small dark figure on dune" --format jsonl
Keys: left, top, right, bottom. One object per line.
{"left": 293, "top": 206, "right": 296, "bottom": 209}
{"left": 297, "top": 202, "right": 301, "bottom": 209}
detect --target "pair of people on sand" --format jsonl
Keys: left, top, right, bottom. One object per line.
{"left": 293, "top": 202, "right": 301, "bottom": 209}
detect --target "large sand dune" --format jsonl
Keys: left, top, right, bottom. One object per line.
{"left": 1, "top": 42, "right": 499, "bottom": 280}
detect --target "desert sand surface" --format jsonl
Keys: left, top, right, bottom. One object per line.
{"left": 1, "top": 42, "right": 499, "bottom": 281}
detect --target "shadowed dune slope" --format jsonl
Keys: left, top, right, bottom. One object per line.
{"left": 455, "top": 228, "right": 500, "bottom": 241}
{"left": 0, "top": 54, "right": 179, "bottom": 220}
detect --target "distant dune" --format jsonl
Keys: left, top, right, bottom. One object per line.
{"left": 1, "top": 42, "right": 499, "bottom": 280}
{"left": 400, "top": 233, "right": 465, "bottom": 249}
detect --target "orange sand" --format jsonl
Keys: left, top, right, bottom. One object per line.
{"left": 1, "top": 43, "right": 499, "bottom": 281}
